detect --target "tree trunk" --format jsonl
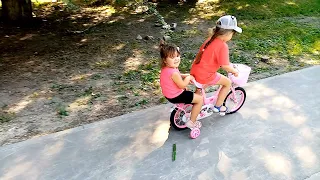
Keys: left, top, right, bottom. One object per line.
{"left": 1, "top": 0, "right": 32, "bottom": 22}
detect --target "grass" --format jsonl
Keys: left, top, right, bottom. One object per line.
{"left": 35, "top": 0, "right": 320, "bottom": 101}
{"left": 0, "top": 112, "right": 15, "bottom": 123}
{"left": 57, "top": 104, "right": 68, "bottom": 117}
{"left": 159, "top": 96, "right": 167, "bottom": 103}
{"left": 168, "top": 28, "right": 202, "bottom": 43}
{"left": 157, "top": 0, "right": 320, "bottom": 77}
{"left": 80, "top": 86, "right": 102, "bottom": 103}
{"left": 82, "top": 86, "right": 93, "bottom": 96}
{"left": 93, "top": 61, "right": 114, "bottom": 69}
{"left": 51, "top": 83, "right": 70, "bottom": 91}
{"left": 236, "top": 19, "right": 320, "bottom": 59}
{"left": 134, "top": 99, "right": 149, "bottom": 107}
{"left": 189, "top": 0, "right": 320, "bottom": 20}
{"left": 121, "top": 0, "right": 319, "bottom": 98}
{"left": 91, "top": 74, "right": 103, "bottom": 80}
{"left": 123, "top": 58, "right": 160, "bottom": 85}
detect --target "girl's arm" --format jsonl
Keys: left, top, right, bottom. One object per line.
{"left": 180, "top": 73, "right": 190, "bottom": 78}
{"left": 219, "top": 44, "right": 238, "bottom": 76}
{"left": 221, "top": 65, "right": 239, "bottom": 77}
{"left": 171, "top": 72, "right": 194, "bottom": 89}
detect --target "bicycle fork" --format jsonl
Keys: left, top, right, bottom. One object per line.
{"left": 229, "top": 86, "right": 238, "bottom": 103}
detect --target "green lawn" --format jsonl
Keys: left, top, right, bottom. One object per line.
{"left": 120, "top": 0, "right": 320, "bottom": 83}
{"left": 238, "top": 18, "right": 320, "bottom": 58}
{"left": 154, "top": 0, "right": 320, "bottom": 74}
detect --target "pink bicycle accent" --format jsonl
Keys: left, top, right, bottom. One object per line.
{"left": 228, "top": 63, "right": 251, "bottom": 86}
{"left": 169, "top": 63, "right": 251, "bottom": 138}
{"left": 190, "top": 128, "right": 200, "bottom": 139}
{"left": 172, "top": 104, "right": 192, "bottom": 129}
{"left": 226, "top": 88, "right": 246, "bottom": 112}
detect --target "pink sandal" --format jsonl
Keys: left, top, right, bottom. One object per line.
{"left": 186, "top": 120, "right": 202, "bottom": 129}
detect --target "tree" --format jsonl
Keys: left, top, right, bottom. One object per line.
{"left": 1, "top": 0, "right": 33, "bottom": 22}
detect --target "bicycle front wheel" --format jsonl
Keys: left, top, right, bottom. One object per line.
{"left": 224, "top": 87, "right": 246, "bottom": 114}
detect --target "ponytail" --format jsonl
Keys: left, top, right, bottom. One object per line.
{"left": 194, "top": 27, "right": 220, "bottom": 64}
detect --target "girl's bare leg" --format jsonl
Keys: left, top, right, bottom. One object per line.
{"left": 190, "top": 93, "right": 203, "bottom": 123}
{"left": 214, "top": 75, "right": 231, "bottom": 111}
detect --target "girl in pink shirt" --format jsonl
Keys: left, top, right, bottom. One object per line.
{"left": 159, "top": 40, "right": 203, "bottom": 129}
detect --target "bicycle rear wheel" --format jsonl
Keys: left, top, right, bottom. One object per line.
{"left": 170, "top": 104, "right": 192, "bottom": 130}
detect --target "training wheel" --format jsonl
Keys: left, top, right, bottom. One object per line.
{"left": 190, "top": 128, "right": 201, "bottom": 139}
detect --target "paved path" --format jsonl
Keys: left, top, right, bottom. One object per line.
{"left": 1, "top": 66, "right": 320, "bottom": 180}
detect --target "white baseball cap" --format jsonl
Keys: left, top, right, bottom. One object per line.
{"left": 216, "top": 15, "right": 242, "bottom": 33}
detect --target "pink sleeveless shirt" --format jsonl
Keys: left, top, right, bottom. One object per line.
{"left": 160, "top": 67, "right": 184, "bottom": 99}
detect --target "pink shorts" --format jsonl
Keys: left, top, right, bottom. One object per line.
{"left": 207, "top": 73, "right": 222, "bottom": 85}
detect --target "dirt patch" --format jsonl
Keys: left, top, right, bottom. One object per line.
{"left": 0, "top": 3, "right": 316, "bottom": 146}
{"left": 0, "top": 3, "right": 166, "bottom": 145}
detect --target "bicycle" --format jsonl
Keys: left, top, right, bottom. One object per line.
{"left": 169, "top": 63, "right": 251, "bottom": 139}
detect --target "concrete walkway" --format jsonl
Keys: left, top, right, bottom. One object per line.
{"left": 1, "top": 66, "right": 320, "bottom": 180}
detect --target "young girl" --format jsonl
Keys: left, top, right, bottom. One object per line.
{"left": 190, "top": 15, "right": 241, "bottom": 115}
{"left": 159, "top": 40, "right": 203, "bottom": 129}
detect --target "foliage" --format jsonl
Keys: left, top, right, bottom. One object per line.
{"left": 147, "top": 2, "right": 168, "bottom": 26}
{"left": 236, "top": 19, "right": 320, "bottom": 60}
{"left": 57, "top": 104, "right": 69, "bottom": 117}
{"left": 0, "top": 112, "right": 15, "bottom": 123}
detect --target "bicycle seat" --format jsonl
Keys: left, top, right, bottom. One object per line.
{"left": 192, "top": 80, "right": 204, "bottom": 89}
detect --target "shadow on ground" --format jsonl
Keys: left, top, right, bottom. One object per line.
{"left": 0, "top": 67, "right": 320, "bottom": 179}
{"left": 0, "top": 0, "right": 318, "bottom": 146}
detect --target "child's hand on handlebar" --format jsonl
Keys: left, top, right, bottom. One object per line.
{"left": 188, "top": 75, "right": 195, "bottom": 85}
{"left": 189, "top": 75, "right": 195, "bottom": 81}
{"left": 230, "top": 66, "right": 239, "bottom": 77}
{"left": 222, "top": 64, "right": 239, "bottom": 77}
{"left": 232, "top": 70, "right": 239, "bottom": 77}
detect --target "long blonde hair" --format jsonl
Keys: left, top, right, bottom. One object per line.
{"left": 194, "top": 22, "right": 235, "bottom": 64}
